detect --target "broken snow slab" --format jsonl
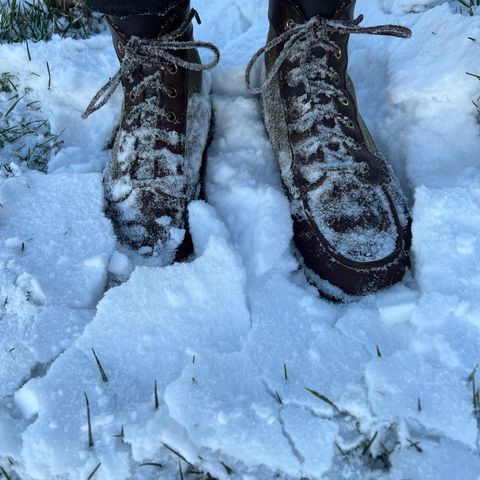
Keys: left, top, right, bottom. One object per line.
{"left": 389, "top": 437, "right": 480, "bottom": 480}
{"left": 18, "top": 230, "right": 251, "bottom": 480}
{"left": 366, "top": 351, "right": 477, "bottom": 448}
{"left": 413, "top": 186, "right": 480, "bottom": 322}
{"left": 0, "top": 170, "right": 116, "bottom": 308}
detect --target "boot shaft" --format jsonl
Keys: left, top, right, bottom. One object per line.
{"left": 108, "top": 2, "right": 195, "bottom": 64}
{"left": 86, "top": 0, "right": 187, "bottom": 18}
{"left": 268, "top": 0, "right": 355, "bottom": 27}
{"left": 110, "top": 0, "right": 191, "bottom": 39}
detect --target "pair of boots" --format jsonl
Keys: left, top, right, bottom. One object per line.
{"left": 83, "top": 0, "right": 412, "bottom": 298}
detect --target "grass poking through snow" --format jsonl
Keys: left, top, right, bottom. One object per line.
{"left": 84, "top": 391, "right": 94, "bottom": 448}
{"left": 0, "top": 466, "right": 12, "bottom": 480}
{"left": 362, "top": 431, "right": 379, "bottom": 456}
{"left": 305, "top": 387, "right": 341, "bottom": 413}
{"left": 91, "top": 348, "right": 108, "bottom": 383}
{"left": 468, "top": 365, "right": 480, "bottom": 414}
{"left": 154, "top": 380, "right": 160, "bottom": 410}
{"left": 139, "top": 462, "right": 164, "bottom": 469}
{"left": 162, "top": 443, "right": 193, "bottom": 467}
{"left": 85, "top": 462, "right": 101, "bottom": 480}
{"left": 457, "top": 0, "right": 480, "bottom": 16}
{"left": 0, "top": 0, "right": 100, "bottom": 44}
{"left": 0, "top": 72, "right": 63, "bottom": 172}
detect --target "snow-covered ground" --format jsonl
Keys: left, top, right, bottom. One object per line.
{"left": 1, "top": 0, "right": 480, "bottom": 478}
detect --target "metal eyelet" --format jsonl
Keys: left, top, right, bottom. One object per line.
{"left": 117, "top": 41, "right": 125, "bottom": 54}
{"left": 285, "top": 18, "right": 296, "bottom": 29}
{"left": 167, "top": 87, "right": 178, "bottom": 99}
{"left": 167, "top": 64, "right": 178, "bottom": 75}
{"left": 334, "top": 48, "right": 342, "bottom": 60}
{"left": 333, "top": 73, "right": 341, "bottom": 86}
{"left": 346, "top": 120, "right": 355, "bottom": 129}
{"left": 340, "top": 97, "right": 349, "bottom": 106}
{"left": 353, "top": 142, "right": 362, "bottom": 151}
{"left": 165, "top": 111, "right": 177, "bottom": 123}
{"left": 129, "top": 90, "right": 136, "bottom": 101}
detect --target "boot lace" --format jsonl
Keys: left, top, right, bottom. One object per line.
{"left": 246, "top": 14, "right": 411, "bottom": 182}
{"left": 82, "top": 9, "right": 220, "bottom": 120}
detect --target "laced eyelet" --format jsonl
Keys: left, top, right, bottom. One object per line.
{"left": 167, "top": 64, "right": 178, "bottom": 75}
{"left": 334, "top": 48, "right": 342, "bottom": 60}
{"left": 285, "top": 18, "right": 296, "bottom": 29}
{"left": 353, "top": 142, "right": 362, "bottom": 151}
{"left": 333, "top": 73, "right": 341, "bottom": 86}
{"left": 165, "top": 111, "right": 177, "bottom": 123}
{"left": 167, "top": 86, "right": 178, "bottom": 99}
{"left": 346, "top": 120, "right": 355, "bottom": 129}
{"left": 340, "top": 97, "right": 349, "bottom": 106}
{"left": 129, "top": 90, "right": 136, "bottom": 101}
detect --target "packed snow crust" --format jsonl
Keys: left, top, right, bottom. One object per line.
{"left": 1, "top": 0, "right": 480, "bottom": 479}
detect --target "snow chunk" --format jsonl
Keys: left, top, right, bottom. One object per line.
{"left": 247, "top": 276, "right": 368, "bottom": 414}
{"left": 413, "top": 186, "right": 480, "bottom": 321}
{"left": 337, "top": 306, "right": 414, "bottom": 360}
{"left": 15, "top": 387, "right": 40, "bottom": 420}
{"left": 188, "top": 200, "right": 230, "bottom": 255}
{"left": 206, "top": 95, "right": 296, "bottom": 279}
{"left": 107, "top": 251, "right": 134, "bottom": 279}
{"left": 165, "top": 352, "right": 301, "bottom": 476}
{"left": 0, "top": 171, "right": 116, "bottom": 308}
{"left": 387, "top": 5, "right": 480, "bottom": 188}
{"left": 366, "top": 351, "right": 477, "bottom": 447}
{"left": 0, "top": 302, "right": 92, "bottom": 401}
{"left": 390, "top": 437, "right": 480, "bottom": 480}
{"left": 20, "top": 236, "right": 250, "bottom": 479}
{"left": 383, "top": 0, "right": 443, "bottom": 15}
{"left": 281, "top": 405, "right": 338, "bottom": 477}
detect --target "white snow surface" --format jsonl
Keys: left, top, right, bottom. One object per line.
{"left": 1, "top": 0, "right": 480, "bottom": 479}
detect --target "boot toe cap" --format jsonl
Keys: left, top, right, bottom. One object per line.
{"left": 299, "top": 175, "right": 411, "bottom": 296}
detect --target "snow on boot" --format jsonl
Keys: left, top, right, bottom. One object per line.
{"left": 83, "top": 4, "right": 219, "bottom": 263}
{"left": 247, "top": 0, "right": 412, "bottom": 298}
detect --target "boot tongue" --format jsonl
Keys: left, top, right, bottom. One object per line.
{"left": 294, "top": 0, "right": 342, "bottom": 18}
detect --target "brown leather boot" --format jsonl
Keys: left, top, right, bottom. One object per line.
{"left": 83, "top": 4, "right": 219, "bottom": 263}
{"left": 247, "top": 0, "right": 412, "bottom": 298}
